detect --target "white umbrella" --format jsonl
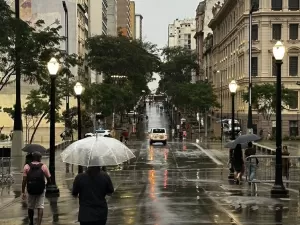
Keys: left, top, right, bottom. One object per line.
{"left": 60, "top": 136, "right": 135, "bottom": 166}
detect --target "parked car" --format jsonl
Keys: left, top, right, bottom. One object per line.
{"left": 95, "top": 129, "right": 111, "bottom": 137}
{"left": 149, "top": 128, "right": 167, "bottom": 145}
{"left": 84, "top": 133, "right": 94, "bottom": 138}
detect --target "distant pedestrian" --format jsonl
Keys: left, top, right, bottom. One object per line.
{"left": 282, "top": 145, "right": 291, "bottom": 180}
{"left": 72, "top": 166, "right": 114, "bottom": 225}
{"left": 122, "top": 130, "right": 129, "bottom": 144}
{"left": 183, "top": 130, "right": 187, "bottom": 139}
{"left": 232, "top": 144, "right": 244, "bottom": 184}
{"left": 245, "top": 142, "right": 258, "bottom": 182}
{"left": 22, "top": 151, "right": 51, "bottom": 225}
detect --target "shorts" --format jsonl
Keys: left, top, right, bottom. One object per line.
{"left": 27, "top": 190, "right": 46, "bottom": 209}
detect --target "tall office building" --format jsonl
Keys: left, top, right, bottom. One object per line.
{"left": 117, "top": 0, "right": 131, "bottom": 37}
{"left": 107, "top": 0, "right": 118, "bottom": 36}
{"left": 194, "top": 0, "right": 221, "bottom": 83}
{"left": 89, "top": 0, "right": 108, "bottom": 36}
{"left": 135, "top": 14, "right": 143, "bottom": 40}
{"left": 168, "top": 18, "right": 196, "bottom": 50}
{"left": 129, "top": 1, "right": 135, "bottom": 39}
{"left": 88, "top": 0, "right": 109, "bottom": 84}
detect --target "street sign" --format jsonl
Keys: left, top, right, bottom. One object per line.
{"left": 177, "top": 125, "right": 180, "bottom": 129}
{"left": 197, "top": 113, "right": 200, "bottom": 122}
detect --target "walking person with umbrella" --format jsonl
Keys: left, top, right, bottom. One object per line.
{"left": 22, "top": 151, "right": 51, "bottom": 225}
{"left": 72, "top": 166, "right": 114, "bottom": 225}
{"left": 232, "top": 144, "right": 244, "bottom": 184}
{"left": 22, "top": 144, "right": 47, "bottom": 166}
{"left": 61, "top": 136, "right": 135, "bottom": 225}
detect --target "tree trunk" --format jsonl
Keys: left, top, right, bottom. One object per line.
{"left": 29, "top": 112, "right": 47, "bottom": 144}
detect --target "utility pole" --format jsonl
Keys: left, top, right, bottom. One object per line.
{"left": 62, "top": 1, "right": 70, "bottom": 140}
{"left": 11, "top": 0, "right": 24, "bottom": 167}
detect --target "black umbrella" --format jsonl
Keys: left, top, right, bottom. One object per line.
{"left": 22, "top": 144, "right": 47, "bottom": 154}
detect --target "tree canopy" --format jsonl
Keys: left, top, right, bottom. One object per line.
{"left": 86, "top": 35, "right": 161, "bottom": 93}
{"left": 159, "top": 46, "right": 198, "bottom": 86}
{"left": 242, "top": 83, "right": 297, "bottom": 121}
{"left": 81, "top": 82, "right": 137, "bottom": 117}
{"left": 158, "top": 46, "right": 218, "bottom": 112}
{"left": 80, "top": 35, "right": 161, "bottom": 120}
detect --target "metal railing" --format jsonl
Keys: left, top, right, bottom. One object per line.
{"left": 253, "top": 143, "right": 275, "bottom": 154}
{"left": 246, "top": 155, "right": 300, "bottom": 183}
{"left": 0, "top": 157, "right": 13, "bottom": 184}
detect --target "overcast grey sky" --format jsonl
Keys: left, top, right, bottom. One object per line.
{"left": 135, "top": 0, "right": 201, "bottom": 91}
{"left": 135, "top": 0, "right": 200, "bottom": 47}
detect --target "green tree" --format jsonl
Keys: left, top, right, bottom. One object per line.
{"left": 170, "top": 82, "right": 219, "bottom": 114}
{"left": 158, "top": 46, "right": 198, "bottom": 92}
{"left": 62, "top": 107, "right": 94, "bottom": 140}
{"left": 82, "top": 82, "right": 137, "bottom": 117}
{"left": 242, "top": 83, "right": 297, "bottom": 124}
{"left": 85, "top": 35, "right": 160, "bottom": 93}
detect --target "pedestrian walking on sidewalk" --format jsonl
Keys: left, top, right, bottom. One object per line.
{"left": 245, "top": 142, "right": 258, "bottom": 182}
{"left": 72, "top": 166, "right": 114, "bottom": 225}
{"left": 282, "top": 145, "right": 291, "bottom": 180}
{"left": 232, "top": 144, "right": 244, "bottom": 184}
{"left": 22, "top": 151, "right": 51, "bottom": 225}
{"left": 122, "top": 129, "right": 129, "bottom": 144}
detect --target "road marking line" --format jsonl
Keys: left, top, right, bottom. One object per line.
{"left": 192, "top": 143, "right": 223, "bottom": 166}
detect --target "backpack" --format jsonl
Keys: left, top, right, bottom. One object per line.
{"left": 26, "top": 163, "right": 45, "bottom": 195}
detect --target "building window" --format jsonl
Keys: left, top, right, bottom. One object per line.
{"left": 289, "top": 56, "right": 298, "bottom": 76}
{"left": 289, "top": 120, "right": 298, "bottom": 136}
{"left": 289, "top": 24, "right": 298, "bottom": 40}
{"left": 272, "top": 0, "right": 282, "bottom": 10}
{"left": 252, "top": 25, "right": 258, "bottom": 40}
{"left": 272, "top": 57, "right": 277, "bottom": 76}
{"left": 251, "top": 57, "right": 258, "bottom": 76}
{"left": 289, "top": 0, "right": 300, "bottom": 10}
{"left": 272, "top": 24, "right": 281, "bottom": 40}
{"left": 251, "top": 0, "right": 259, "bottom": 11}
{"left": 289, "top": 91, "right": 299, "bottom": 109}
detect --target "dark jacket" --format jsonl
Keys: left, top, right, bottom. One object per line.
{"left": 72, "top": 171, "right": 114, "bottom": 222}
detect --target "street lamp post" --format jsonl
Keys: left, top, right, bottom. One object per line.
{"left": 11, "top": 0, "right": 24, "bottom": 163}
{"left": 133, "top": 106, "right": 136, "bottom": 124}
{"left": 62, "top": 1, "right": 70, "bottom": 140}
{"left": 46, "top": 57, "right": 60, "bottom": 195}
{"left": 271, "top": 41, "right": 288, "bottom": 197}
{"left": 228, "top": 80, "right": 238, "bottom": 179}
{"left": 217, "top": 70, "right": 223, "bottom": 142}
{"left": 74, "top": 82, "right": 84, "bottom": 173}
{"left": 142, "top": 90, "right": 146, "bottom": 108}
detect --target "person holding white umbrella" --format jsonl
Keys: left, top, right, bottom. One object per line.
{"left": 72, "top": 166, "right": 114, "bottom": 225}
{"left": 61, "top": 136, "right": 135, "bottom": 224}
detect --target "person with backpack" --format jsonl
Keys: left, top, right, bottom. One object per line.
{"left": 22, "top": 151, "right": 51, "bottom": 225}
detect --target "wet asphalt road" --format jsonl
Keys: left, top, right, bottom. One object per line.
{"left": 0, "top": 104, "right": 299, "bottom": 225}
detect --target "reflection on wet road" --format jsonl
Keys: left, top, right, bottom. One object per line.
{"left": 0, "top": 104, "right": 299, "bottom": 225}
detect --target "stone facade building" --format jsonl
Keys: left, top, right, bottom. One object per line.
{"left": 195, "top": 0, "right": 223, "bottom": 82}
{"left": 207, "top": 0, "right": 300, "bottom": 136}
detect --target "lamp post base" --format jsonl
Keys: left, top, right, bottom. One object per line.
{"left": 46, "top": 184, "right": 60, "bottom": 196}
{"left": 271, "top": 184, "right": 289, "bottom": 198}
